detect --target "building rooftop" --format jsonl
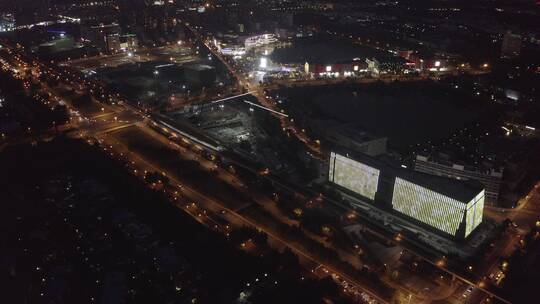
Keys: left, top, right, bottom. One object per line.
{"left": 330, "top": 123, "right": 382, "bottom": 143}
{"left": 416, "top": 153, "right": 504, "bottom": 177}
{"left": 398, "top": 167, "right": 484, "bottom": 203}
{"left": 334, "top": 148, "right": 484, "bottom": 203}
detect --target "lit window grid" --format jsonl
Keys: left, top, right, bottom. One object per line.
{"left": 465, "top": 203, "right": 476, "bottom": 237}
{"left": 392, "top": 178, "right": 466, "bottom": 236}
{"left": 329, "top": 153, "right": 335, "bottom": 181}
{"left": 465, "top": 191, "right": 484, "bottom": 237}
{"left": 474, "top": 195, "right": 484, "bottom": 230}
{"left": 329, "top": 152, "right": 380, "bottom": 200}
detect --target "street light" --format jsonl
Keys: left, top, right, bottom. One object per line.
{"left": 436, "top": 258, "right": 446, "bottom": 267}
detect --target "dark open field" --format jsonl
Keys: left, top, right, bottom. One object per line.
{"left": 278, "top": 81, "right": 489, "bottom": 151}
{"left": 110, "top": 126, "right": 250, "bottom": 210}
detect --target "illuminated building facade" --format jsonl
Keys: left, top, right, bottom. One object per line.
{"left": 329, "top": 152, "right": 380, "bottom": 200}
{"left": 415, "top": 154, "right": 502, "bottom": 205}
{"left": 392, "top": 177, "right": 484, "bottom": 238}
{"left": 306, "top": 60, "right": 368, "bottom": 77}
{"left": 244, "top": 34, "right": 278, "bottom": 49}
{"left": 328, "top": 151, "right": 485, "bottom": 240}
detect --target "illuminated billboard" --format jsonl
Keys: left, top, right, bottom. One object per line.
{"left": 392, "top": 177, "right": 466, "bottom": 236}
{"left": 328, "top": 152, "right": 380, "bottom": 200}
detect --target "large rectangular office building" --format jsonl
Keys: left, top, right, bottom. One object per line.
{"left": 328, "top": 151, "right": 485, "bottom": 240}
{"left": 414, "top": 154, "right": 502, "bottom": 205}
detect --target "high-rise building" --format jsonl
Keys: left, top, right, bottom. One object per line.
{"left": 501, "top": 31, "right": 522, "bottom": 58}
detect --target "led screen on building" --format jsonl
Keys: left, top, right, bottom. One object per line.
{"left": 328, "top": 152, "right": 380, "bottom": 200}
{"left": 473, "top": 195, "right": 484, "bottom": 229}
{"left": 465, "top": 190, "right": 484, "bottom": 237}
{"left": 392, "top": 177, "right": 466, "bottom": 236}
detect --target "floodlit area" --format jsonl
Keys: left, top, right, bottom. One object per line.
{"left": 163, "top": 95, "right": 315, "bottom": 176}
{"left": 183, "top": 104, "right": 255, "bottom": 145}
{"left": 165, "top": 99, "right": 281, "bottom": 168}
